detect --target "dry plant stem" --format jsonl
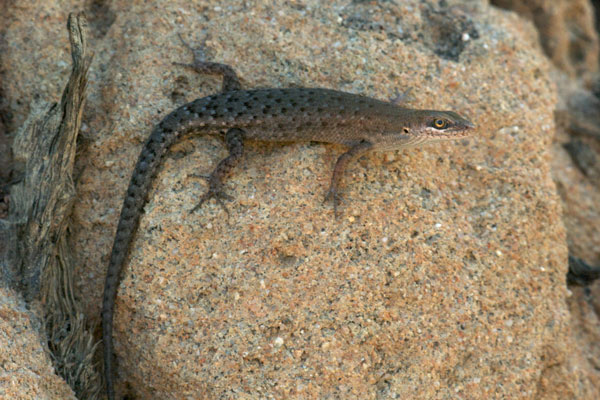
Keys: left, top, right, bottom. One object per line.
{"left": 0, "top": 12, "right": 101, "bottom": 399}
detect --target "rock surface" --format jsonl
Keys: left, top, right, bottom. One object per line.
{"left": 0, "top": 287, "right": 76, "bottom": 400}
{"left": 552, "top": 70, "right": 600, "bottom": 400}
{"left": 2, "top": 0, "right": 599, "bottom": 399}
{"left": 507, "top": 0, "right": 600, "bottom": 391}
{"left": 491, "top": 0, "right": 599, "bottom": 78}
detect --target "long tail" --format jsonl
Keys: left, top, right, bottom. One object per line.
{"left": 102, "top": 113, "right": 185, "bottom": 400}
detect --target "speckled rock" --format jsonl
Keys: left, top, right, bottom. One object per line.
{"left": 552, "top": 71, "right": 600, "bottom": 397}
{"left": 0, "top": 287, "right": 76, "bottom": 400}
{"left": 491, "top": 0, "right": 599, "bottom": 78}
{"left": 2, "top": 0, "right": 598, "bottom": 399}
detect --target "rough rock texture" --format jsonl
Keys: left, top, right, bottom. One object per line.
{"left": 0, "top": 287, "right": 76, "bottom": 400}
{"left": 491, "top": 0, "right": 600, "bottom": 78}
{"left": 2, "top": 0, "right": 598, "bottom": 399}
{"left": 552, "top": 72, "right": 600, "bottom": 398}
{"left": 492, "top": 0, "right": 600, "bottom": 393}
{"left": 554, "top": 74, "right": 600, "bottom": 263}
{"left": 516, "top": 0, "right": 600, "bottom": 392}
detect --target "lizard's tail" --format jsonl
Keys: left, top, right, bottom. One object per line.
{"left": 102, "top": 113, "right": 187, "bottom": 400}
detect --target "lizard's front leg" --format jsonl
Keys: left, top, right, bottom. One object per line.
{"left": 325, "top": 140, "right": 373, "bottom": 216}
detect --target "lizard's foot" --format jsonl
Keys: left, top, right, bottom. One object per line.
{"left": 389, "top": 88, "right": 415, "bottom": 106}
{"left": 323, "top": 187, "right": 343, "bottom": 219}
{"left": 189, "top": 173, "right": 233, "bottom": 215}
{"left": 174, "top": 33, "right": 242, "bottom": 92}
{"left": 174, "top": 33, "right": 210, "bottom": 70}
{"left": 190, "top": 186, "right": 233, "bottom": 215}
{"left": 189, "top": 128, "right": 244, "bottom": 217}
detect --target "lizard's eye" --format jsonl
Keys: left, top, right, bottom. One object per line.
{"left": 433, "top": 119, "right": 447, "bottom": 129}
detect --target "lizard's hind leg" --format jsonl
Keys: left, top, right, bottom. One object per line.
{"left": 191, "top": 128, "right": 245, "bottom": 215}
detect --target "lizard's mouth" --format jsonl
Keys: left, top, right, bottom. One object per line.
{"left": 459, "top": 120, "right": 476, "bottom": 130}
{"left": 449, "top": 120, "right": 476, "bottom": 137}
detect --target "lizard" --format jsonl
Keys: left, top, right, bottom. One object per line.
{"left": 101, "top": 36, "right": 475, "bottom": 400}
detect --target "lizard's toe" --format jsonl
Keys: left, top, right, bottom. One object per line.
{"left": 188, "top": 173, "right": 212, "bottom": 182}
{"left": 177, "top": 33, "right": 208, "bottom": 60}
{"left": 190, "top": 187, "right": 233, "bottom": 215}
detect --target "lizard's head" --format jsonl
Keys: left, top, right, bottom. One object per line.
{"left": 406, "top": 110, "right": 475, "bottom": 141}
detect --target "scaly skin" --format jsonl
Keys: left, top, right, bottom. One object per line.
{"left": 102, "top": 41, "right": 475, "bottom": 400}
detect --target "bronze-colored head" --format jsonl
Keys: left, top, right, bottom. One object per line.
{"left": 374, "top": 109, "right": 474, "bottom": 150}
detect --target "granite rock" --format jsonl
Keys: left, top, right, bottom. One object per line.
{"left": 0, "top": 287, "right": 76, "bottom": 400}
{"left": 2, "top": 0, "right": 597, "bottom": 398}
{"left": 491, "top": 0, "right": 599, "bottom": 78}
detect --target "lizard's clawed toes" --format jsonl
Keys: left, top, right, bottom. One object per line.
{"left": 190, "top": 188, "right": 233, "bottom": 215}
